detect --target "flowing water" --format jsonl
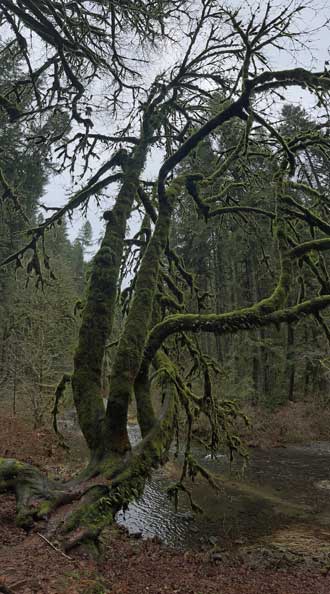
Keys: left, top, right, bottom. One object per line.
{"left": 116, "top": 427, "right": 330, "bottom": 549}
{"left": 60, "top": 418, "right": 330, "bottom": 550}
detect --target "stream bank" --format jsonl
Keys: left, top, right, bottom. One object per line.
{"left": 1, "top": 413, "right": 330, "bottom": 593}
{"left": 54, "top": 412, "right": 330, "bottom": 552}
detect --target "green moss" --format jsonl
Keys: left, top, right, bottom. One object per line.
{"left": 161, "top": 271, "right": 184, "bottom": 304}
{"left": 145, "top": 294, "right": 330, "bottom": 364}
{"left": 0, "top": 458, "right": 28, "bottom": 491}
{"left": 35, "top": 499, "right": 53, "bottom": 519}
{"left": 134, "top": 366, "right": 156, "bottom": 437}
{"left": 65, "top": 501, "right": 113, "bottom": 535}
{"left": 72, "top": 133, "right": 154, "bottom": 455}
{"left": 159, "top": 294, "right": 184, "bottom": 312}
{"left": 16, "top": 510, "right": 34, "bottom": 529}
{"left": 105, "top": 185, "right": 173, "bottom": 451}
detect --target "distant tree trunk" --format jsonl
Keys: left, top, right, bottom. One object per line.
{"left": 309, "top": 326, "right": 320, "bottom": 397}
{"left": 214, "top": 232, "right": 224, "bottom": 363}
{"left": 0, "top": 324, "right": 10, "bottom": 390}
{"left": 286, "top": 324, "right": 296, "bottom": 402}
{"left": 230, "top": 252, "right": 240, "bottom": 380}
{"left": 260, "top": 328, "right": 270, "bottom": 400}
{"left": 12, "top": 353, "right": 17, "bottom": 416}
{"left": 249, "top": 256, "right": 263, "bottom": 405}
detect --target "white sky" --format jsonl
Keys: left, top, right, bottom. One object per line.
{"left": 42, "top": 1, "right": 330, "bottom": 254}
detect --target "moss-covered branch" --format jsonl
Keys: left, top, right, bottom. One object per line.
{"left": 282, "top": 193, "right": 330, "bottom": 236}
{"left": 208, "top": 204, "right": 275, "bottom": 220}
{"left": 288, "top": 238, "right": 330, "bottom": 259}
{"left": 206, "top": 181, "right": 246, "bottom": 204}
{"left": 0, "top": 458, "right": 72, "bottom": 529}
{"left": 145, "top": 296, "right": 330, "bottom": 362}
{"left": 250, "top": 68, "right": 330, "bottom": 94}
{"left": 253, "top": 111, "right": 296, "bottom": 174}
{"left": 0, "top": 170, "right": 123, "bottom": 268}
{"left": 157, "top": 97, "right": 249, "bottom": 195}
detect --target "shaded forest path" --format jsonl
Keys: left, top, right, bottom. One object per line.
{"left": 1, "top": 414, "right": 330, "bottom": 594}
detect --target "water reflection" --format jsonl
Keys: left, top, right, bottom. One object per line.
{"left": 59, "top": 416, "right": 330, "bottom": 549}
{"left": 117, "top": 427, "right": 330, "bottom": 548}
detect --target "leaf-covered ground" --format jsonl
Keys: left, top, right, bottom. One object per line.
{"left": 1, "top": 414, "right": 330, "bottom": 594}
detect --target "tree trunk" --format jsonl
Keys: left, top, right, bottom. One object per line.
{"left": 105, "top": 191, "right": 173, "bottom": 453}
{"left": 71, "top": 131, "right": 154, "bottom": 458}
{"left": 0, "top": 371, "right": 176, "bottom": 550}
{"left": 286, "top": 324, "right": 296, "bottom": 402}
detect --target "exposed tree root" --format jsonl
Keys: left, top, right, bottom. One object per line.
{"left": 0, "top": 384, "right": 176, "bottom": 553}
{"left": 0, "top": 457, "right": 71, "bottom": 529}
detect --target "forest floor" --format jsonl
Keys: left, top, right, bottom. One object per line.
{"left": 193, "top": 400, "right": 330, "bottom": 449}
{"left": 1, "top": 413, "right": 330, "bottom": 594}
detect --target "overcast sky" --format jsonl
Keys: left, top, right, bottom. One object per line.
{"left": 42, "top": 1, "right": 330, "bottom": 255}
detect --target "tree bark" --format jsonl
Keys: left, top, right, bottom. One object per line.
{"left": 105, "top": 190, "right": 173, "bottom": 453}
{"left": 72, "top": 133, "right": 154, "bottom": 457}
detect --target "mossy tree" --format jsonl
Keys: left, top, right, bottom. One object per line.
{"left": 1, "top": 0, "right": 330, "bottom": 551}
{"left": 173, "top": 102, "right": 330, "bottom": 406}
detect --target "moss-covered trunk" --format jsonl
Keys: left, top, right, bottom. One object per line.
{"left": 104, "top": 192, "right": 173, "bottom": 453}
{"left": 71, "top": 139, "right": 152, "bottom": 456}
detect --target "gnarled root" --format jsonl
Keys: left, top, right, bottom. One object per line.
{"left": 0, "top": 457, "right": 85, "bottom": 531}
{"left": 0, "top": 458, "right": 63, "bottom": 528}
{"left": 0, "top": 383, "right": 176, "bottom": 552}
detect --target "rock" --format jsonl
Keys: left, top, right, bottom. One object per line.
{"left": 208, "top": 536, "right": 218, "bottom": 546}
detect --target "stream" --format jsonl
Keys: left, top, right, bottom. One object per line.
{"left": 116, "top": 427, "right": 330, "bottom": 549}
{"left": 60, "top": 419, "right": 330, "bottom": 550}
